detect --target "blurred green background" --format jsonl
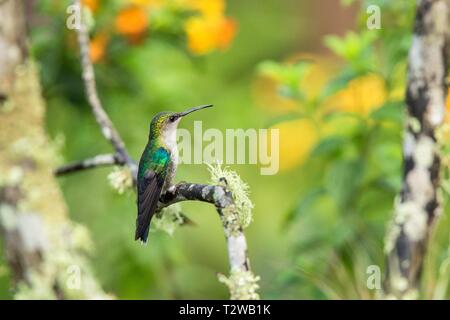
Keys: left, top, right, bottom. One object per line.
{"left": 1, "top": 0, "right": 450, "bottom": 299}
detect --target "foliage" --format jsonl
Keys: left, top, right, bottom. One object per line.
{"left": 257, "top": 0, "right": 450, "bottom": 299}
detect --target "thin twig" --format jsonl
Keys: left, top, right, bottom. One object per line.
{"left": 55, "top": 153, "right": 123, "bottom": 176}
{"left": 73, "top": 0, "right": 137, "bottom": 183}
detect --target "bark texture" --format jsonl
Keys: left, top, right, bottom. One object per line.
{"left": 384, "top": 0, "right": 449, "bottom": 299}
{"left": 0, "top": 0, "right": 109, "bottom": 299}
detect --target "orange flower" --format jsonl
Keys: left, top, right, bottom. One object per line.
{"left": 89, "top": 33, "right": 108, "bottom": 63}
{"left": 445, "top": 87, "right": 450, "bottom": 123}
{"left": 82, "top": 0, "right": 99, "bottom": 12}
{"left": 185, "top": 16, "right": 236, "bottom": 55}
{"left": 115, "top": 6, "right": 149, "bottom": 39}
{"left": 447, "top": 87, "right": 450, "bottom": 110}
{"left": 217, "top": 18, "right": 237, "bottom": 49}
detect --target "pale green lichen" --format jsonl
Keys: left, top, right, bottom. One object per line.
{"left": 409, "top": 118, "right": 421, "bottom": 134}
{"left": 384, "top": 194, "right": 428, "bottom": 255}
{"left": 152, "top": 203, "right": 184, "bottom": 236}
{"left": 0, "top": 60, "right": 110, "bottom": 299}
{"left": 49, "top": 133, "right": 66, "bottom": 166}
{"left": 0, "top": 100, "right": 15, "bottom": 113}
{"left": 14, "top": 222, "right": 112, "bottom": 300}
{"left": 414, "top": 136, "right": 434, "bottom": 167}
{"left": 70, "top": 223, "right": 95, "bottom": 254}
{"left": 0, "top": 204, "right": 18, "bottom": 231}
{"left": 218, "top": 270, "right": 260, "bottom": 300}
{"left": 0, "top": 166, "right": 24, "bottom": 187}
{"left": 384, "top": 289, "right": 418, "bottom": 300}
{"left": 9, "top": 133, "right": 64, "bottom": 169}
{"left": 107, "top": 166, "right": 133, "bottom": 194}
{"left": 207, "top": 163, "right": 254, "bottom": 231}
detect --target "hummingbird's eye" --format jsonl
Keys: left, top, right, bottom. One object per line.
{"left": 169, "top": 115, "right": 176, "bottom": 122}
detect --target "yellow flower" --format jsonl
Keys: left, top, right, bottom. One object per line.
{"left": 130, "top": 0, "right": 164, "bottom": 9}
{"left": 182, "top": 0, "right": 225, "bottom": 17}
{"left": 185, "top": 16, "right": 217, "bottom": 54}
{"left": 329, "top": 74, "right": 387, "bottom": 115}
{"left": 269, "top": 118, "right": 318, "bottom": 172}
{"left": 185, "top": 15, "right": 236, "bottom": 55}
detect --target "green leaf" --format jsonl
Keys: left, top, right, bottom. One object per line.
{"left": 263, "top": 112, "right": 304, "bottom": 128}
{"left": 324, "top": 36, "right": 348, "bottom": 58}
{"left": 258, "top": 60, "right": 284, "bottom": 79}
{"left": 311, "top": 136, "right": 348, "bottom": 158}
{"left": 319, "top": 69, "right": 359, "bottom": 100}
{"left": 369, "top": 101, "right": 403, "bottom": 124}
{"left": 284, "top": 187, "right": 327, "bottom": 226}
{"left": 258, "top": 60, "right": 313, "bottom": 102}
{"left": 325, "top": 160, "right": 364, "bottom": 209}
{"left": 324, "top": 31, "right": 377, "bottom": 74}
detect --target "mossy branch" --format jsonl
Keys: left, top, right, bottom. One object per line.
{"left": 158, "top": 165, "right": 259, "bottom": 300}
{"left": 383, "top": 0, "right": 449, "bottom": 299}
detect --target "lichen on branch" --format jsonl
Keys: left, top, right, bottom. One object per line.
{"left": 208, "top": 163, "right": 254, "bottom": 234}
{"left": 218, "top": 269, "right": 260, "bottom": 300}
{"left": 0, "top": 60, "right": 110, "bottom": 299}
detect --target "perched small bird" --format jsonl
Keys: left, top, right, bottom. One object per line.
{"left": 135, "top": 105, "right": 213, "bottom": 242}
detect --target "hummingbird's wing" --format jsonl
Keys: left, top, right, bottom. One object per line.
{"left": 135, "top": 168, "right": 165, "bottom": 243}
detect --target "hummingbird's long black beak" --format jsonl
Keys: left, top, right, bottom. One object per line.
{"left": 179, "top": 104, "right": 213, "bottom": 117}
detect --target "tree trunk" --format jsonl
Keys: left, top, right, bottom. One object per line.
{"left": 384, "top": 0, "right": 449, "bottom": 299}
{"left": 0, "top": 0, "right": 109, "bottom": 299}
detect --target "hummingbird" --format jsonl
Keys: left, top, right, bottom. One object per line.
{"left": 135, "top": 104, "right": 213, "bottom": 242}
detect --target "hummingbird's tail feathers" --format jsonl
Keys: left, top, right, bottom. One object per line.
{"left": 135, "top": 225, "right": 150, "bottom": 243}
{"left": 135, "top": 169, "right": 164, "bottom": 243}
